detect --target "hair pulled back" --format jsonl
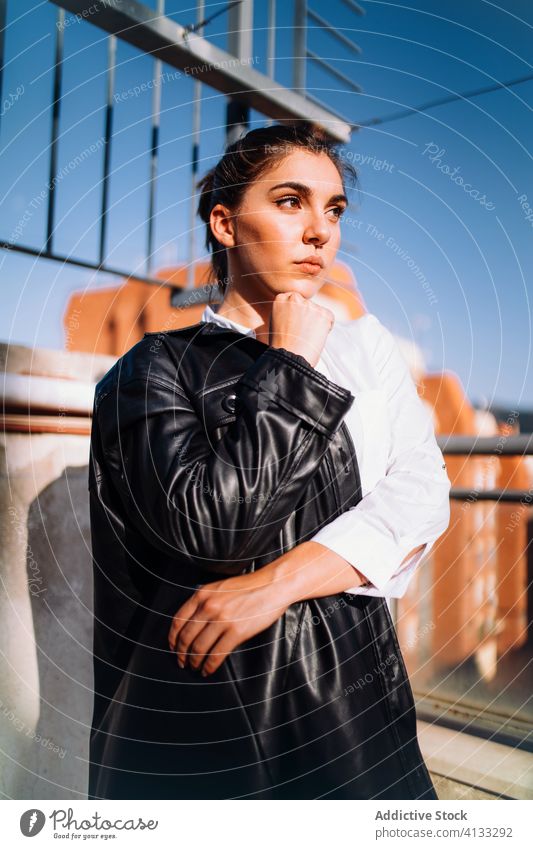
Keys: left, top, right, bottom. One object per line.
{"left": 196, "top": 121, "right": 357, "bottom": 297}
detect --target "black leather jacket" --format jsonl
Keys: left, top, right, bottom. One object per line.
{"left": 87, "top": 319, "right": 437, "bottom": 800}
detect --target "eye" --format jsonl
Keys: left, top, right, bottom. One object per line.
{"left": 275, "top": 196, "right": 346, "bottom": 221}
{"left": 274, "top": 195, "right": 301, "bottom": 209}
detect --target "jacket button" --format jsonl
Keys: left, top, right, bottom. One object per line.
{"left": 222, "top": 392, "right": 237, "bottom": 413}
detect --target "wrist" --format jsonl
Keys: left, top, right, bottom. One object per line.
{"left": 268, "top": 541, "right": 318, "bottom": 605}
{"left": 240, "top": 557, "right": 295, "bottom": 609}
{"left": 268, "top": 541, "right": 369, "bottom": 602}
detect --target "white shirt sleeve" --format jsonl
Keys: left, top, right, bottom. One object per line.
{"left": 309, "top": 314, "right": 451, "bottom": 596}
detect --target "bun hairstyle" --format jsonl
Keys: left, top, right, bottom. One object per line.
{"left": 196, "top": 121, "right": 357, "bottom": 297}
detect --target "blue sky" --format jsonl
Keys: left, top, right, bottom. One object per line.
{"left": 0, "top": 0, "right": 532, "bottom": 409}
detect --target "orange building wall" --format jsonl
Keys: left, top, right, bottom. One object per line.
{"left": 63, "top": 260, "right": 366, "bottom": 357}
{"left": 398, "top": 373, "right": 531, "bottom": 683}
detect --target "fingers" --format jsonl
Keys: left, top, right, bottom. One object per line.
{"left": 167, "top": 582, "right": 251, "bottom": 677}
{"left": 168, "top": 599, "right": 240, "bottom": 677}
{"left": 187, "top": 625, "right": 228, "bottom": 675}
{"left": 168, "top": 592, "right": 229, "bottom": 671}
{"left": 173, "top": 618, "right": 234, "bottom": 676}
{"left": 274, "top": 291, "right": 304, "bottom": 302}
{"left": 167, "top": 595, "right": 200, "bottom": 651}
{"left": 174, "top": 617, "right": 208, "bottom": 668}
{"left": 199, "top": 631, "right": 239, "bottom": 677}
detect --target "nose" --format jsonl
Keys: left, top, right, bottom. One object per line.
{"left": 302, "top": 208, "right": 331, "bottom": 246}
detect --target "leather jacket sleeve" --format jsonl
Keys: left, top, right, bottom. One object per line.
{"left": 93, "top": 344, "right": 354, "bottom": 574}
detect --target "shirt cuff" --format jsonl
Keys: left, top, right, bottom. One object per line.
{"left": 343, "top": 541, "right": 432, "bottom": 597}
{"left": 310, "top": 512, "right": 434, "bottom": 594}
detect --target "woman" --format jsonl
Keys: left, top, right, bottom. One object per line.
{"left": 87, "top": 122, "right": 451, "bottom": 800}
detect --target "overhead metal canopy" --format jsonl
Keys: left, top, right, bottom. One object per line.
{"left": 50, "top": 0, "right": 352, "bottom": 143}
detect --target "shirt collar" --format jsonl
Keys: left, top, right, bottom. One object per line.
{"left": 201, "top": 303, "right": 257, "bottom": 339}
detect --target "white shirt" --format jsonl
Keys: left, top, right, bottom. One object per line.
{"left": 200, "top": 303, "right": 451, "bottom": 597}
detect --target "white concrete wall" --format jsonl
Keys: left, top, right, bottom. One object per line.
{"left": 0, "top": 343, "right": 115, "bottom": 799}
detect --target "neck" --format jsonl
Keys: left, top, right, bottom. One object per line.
{"left": 216, "top": 289, "right": 273, "bottom": 345}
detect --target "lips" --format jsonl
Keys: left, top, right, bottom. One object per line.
{"left": 295, "top": 261, "right": 323, "bottom": 276}
{"left": 296, "top": 256, "right": 324, "bottom": 268}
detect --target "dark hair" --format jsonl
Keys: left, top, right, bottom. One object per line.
{"left": 196, "top": 121, "right": 358, "bottom": 297}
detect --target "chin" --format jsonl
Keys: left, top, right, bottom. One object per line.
{"left": 276, "top": 276, "right": 323, "bottom": 297}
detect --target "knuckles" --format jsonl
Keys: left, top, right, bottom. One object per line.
{"left": 200, "top": 597, "right": 221, "bottom": 616}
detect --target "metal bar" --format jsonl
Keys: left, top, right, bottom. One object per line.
{"left": 437, "top": 434, "right": 533, "bottom": 455}
{"left": 306, "top": 48, "right": 363, "bottom": 92}
{"left": 45, "top": 7, "right": 64, "bottom": 254}
{"left": 146, "top": 87, "right": 160, "bottom": 274}
{"left": 0, "top": 239, "right": 179, "bottom": 289}
{"left": 146, "top": 0, "right": 164, "bottom": 275}
{"left": 187, "top": 0, "right": 204, "bottom": 291}
{"left": 449, "top": 488, "right": 533, "bottom": 503}
{"left": 226, "top": 98, "right": 249, "bottom": 146}
{"left": 187, "top": 96, "right": 201, "bottom": 290}
{"left": 299, "top": 89, "right": 359, "bottom": 130}
{"left": 341, "top": 0, "right": 366, "bottom": 15}
{"left": 307, "top": 8, "right": 362, "bottom": 55}
{"left": 264, "top": 0, "right": 276, "bottom": 128}
{"left": 228, "top": 0, "right": 253, "bottom": 61}
{"left": 0, "top": 0, "right": 7, "bottom": 136}
{"left": 99, "top": 34, "right": 116, "bottom": 265}
{"left": 415, "top": 698, "right": 533, "bottom": 754}
{"left": 182, "top": 0, "right": 243, "bottom": 37}
{"left": 267, "top": 0, "right": 276, "bottom": 80}
{"left": 171, "top": 283, "right": 219, "bottom": 308}
{"left": 293, "top": 0, "right": 306, "bottom": 92}
{"left": 50, "top": 0, "right": 351, "bottom": 143}
{"left": 226, "top": 0, "right": 252, "bottom": 145}
{"left": 357, "top": 72, "right": 533, "bottom": 129}
{"left": 1, "top": 238, "right": 221, "bottom": 304}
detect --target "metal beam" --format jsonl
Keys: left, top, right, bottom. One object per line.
{"left": 99, "top": 33, "right": 116, "bottom": 265}
{"left": 449, "top": 488, "right": 533, "bottom": 503}
{"left": 0, "top": 239, "right": 179, "bottom": 289}
{"left": 307, "top": 7, "right": 362, "bottom": 55}
{"left": 50, "top": 0, "right": 351, "bottom": 143}
{"left": 46, "top": 6, "right": 65, "bottom": 254}
{"left": 306, "top": 48, "right": 362, "bottom": 93}
{"left": 437, "top": 434, "right": 533, "bottom": 455}
{"left": 146, "top": 0, "right": 164, "bottom": 275}
{"left": 226, "top": 0, "right": 253, "bottom": 145}
{"left": 0, "top": 0, "right": 7, "bottom": 136}
{"left": 187, "top": 0, "right": 205, "bottom": 291}
{"left": 293, "top": 0, "right": 307, "bottom": 92}
{"left": 341, "top": 0, "right": 365, "bottom": 15}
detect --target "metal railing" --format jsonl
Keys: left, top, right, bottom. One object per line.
{"left": 413, "top": 432, "right": 533, "bottom": 751}
{"left": 0, "top": 0, "right": 358, "bottom": 304}
{"left": 437, "top": 433, "right": 533, "bottom": 503}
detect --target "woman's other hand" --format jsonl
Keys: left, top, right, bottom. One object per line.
{"left": 269, "top": 291, "right": 334, "bottom": 368}
{"left": 167, "top": 566, "right": 292, "bottom": 677}
{"left": 167, "top": 540, "right": 371, "bottom": 677}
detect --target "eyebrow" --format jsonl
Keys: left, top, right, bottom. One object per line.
{"left": 267, "top": 181, "right": 348, "bottom": 206}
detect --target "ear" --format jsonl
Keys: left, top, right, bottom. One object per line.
{"left": 210, "top": 204, "right": 236, "bottom": 248}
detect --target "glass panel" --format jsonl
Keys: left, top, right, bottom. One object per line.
{"left": 0, "top": 0, "right": 56, "bottom": 249}
{"left": 148, "top": 61, "right": 195, "bottom": 272}
{"left": 52, "top": 21, "right": 108, "bottom": 262}
{"left": 104, "top": 39, "right": 152, "bottom": 272}
{"left": 396, "top": 449, "right": 533, "bottom": 746}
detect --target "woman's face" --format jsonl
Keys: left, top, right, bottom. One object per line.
{"left": 211, "top": 149, "right": 348, "bottom": 300}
